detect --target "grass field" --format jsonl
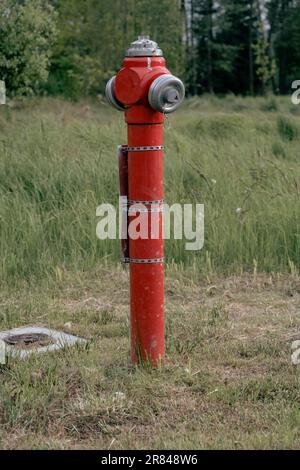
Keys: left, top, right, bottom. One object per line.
{"left": 1, "top": 95, "right": 300, "bottom": 284}
{"left": 0, "top": 96, "right": 300, "bottom": 449}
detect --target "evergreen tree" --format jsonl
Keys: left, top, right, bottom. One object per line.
{"left": 184, "top": 0, "right": 268, "bottom": 95}
{"left": 216, "top": 0, "right": 262, "bottom": 95}
{"left": 268, "top": 0, "right": 300, "bottom": 93}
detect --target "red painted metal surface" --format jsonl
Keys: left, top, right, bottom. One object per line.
{"left": 114, "top": 56, "right": 171, "bottom": 366}
{"left": 113, "top": 51, "right": 179, "bottom": 366}
{"left": 107, "top": 37, "right": 184, "bottom": 366}
{"left": 128, "top": 122, "right": 164, "bottom": 365}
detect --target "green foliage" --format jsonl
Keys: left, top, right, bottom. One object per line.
{"left": 253, "top": 30, "right": 276, "bottom": 93}
{"left": 186, "top": 0, "right": 269, "bottom": 95}
{"left": 268, "top": 0, "right": 300, "bottom": 93}
{"left": 46, "top": 0, "right": 184, "bottom": 98}
{"left": 183, "top": 0, "right": 300, "bottom": 96}
{"left": 0, "top": 0, "right": 57, "bottom": 97}
{"left": 1, "top": 0, "right": 300, "bottom": 98}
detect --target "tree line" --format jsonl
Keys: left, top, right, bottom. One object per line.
{"left": 1, "top": 0, "right": 300, "bottom": 98}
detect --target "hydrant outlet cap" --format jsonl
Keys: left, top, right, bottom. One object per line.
{"left": 105, "top": 76, "right": 126, "bottom": 111}
{"left": 148, "top": 74, "right": 185, "bottom": 114}
{"left": 126, "top": 36, "right": 163, "bottom": 57}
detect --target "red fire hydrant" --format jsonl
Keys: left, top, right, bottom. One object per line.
{"left": 106, "top": 36, "right": 185, "bottom": 366}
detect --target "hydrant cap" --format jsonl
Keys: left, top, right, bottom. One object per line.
{"left": 148, "top": 74, "right": 185, "bottom": 114}
{"left": 126, "top": 35, "right": 163, "bottom": 57}
{"left": 105, "top": 76, "right": 126, "bottom": 111}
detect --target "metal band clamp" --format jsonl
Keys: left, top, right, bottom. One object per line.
{"left": 127, "top": 146, "right": 164, "bottom": 152}
{"left": 121, "top": 257, "right": 164, "bottom": 264}
{"left": 128, "top": 206, "right": 164, "bottom": 214}
{"left": 127, "top": 199, "right": 164, "bottom": 205}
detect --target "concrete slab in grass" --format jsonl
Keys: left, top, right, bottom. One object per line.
{"left": 0, "top": 326, "right": 86, "bottom": 359}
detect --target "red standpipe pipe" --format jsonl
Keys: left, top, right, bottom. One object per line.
{"left": 127, "top": 119, "right": 164, "bottom": 365}
{"left": 106, "top": 36, "right": 185, "bottom": 367}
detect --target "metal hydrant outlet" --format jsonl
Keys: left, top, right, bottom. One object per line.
{"left": 106, "top": 36, "right": 185, "bottom": 366}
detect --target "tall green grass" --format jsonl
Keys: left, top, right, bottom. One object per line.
{"left": 0, "top": 95, "right": 300, "bottom": 285}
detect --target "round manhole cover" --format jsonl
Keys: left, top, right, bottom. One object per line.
{"left": 4, "top": 333, "right": 55, "bottom": 350}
